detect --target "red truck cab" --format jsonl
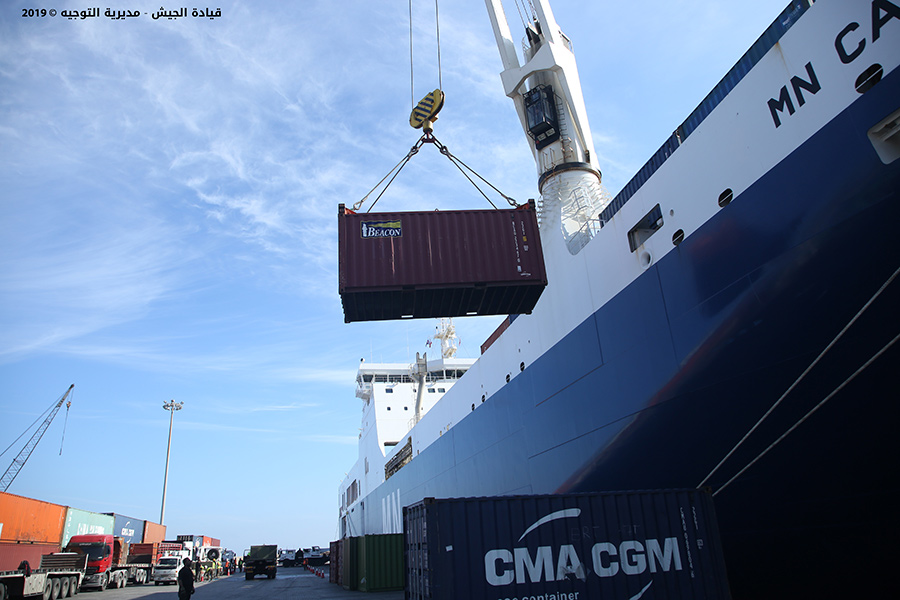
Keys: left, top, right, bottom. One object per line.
{"left": 64, "top": 534, "right": 129, "bottom": 590}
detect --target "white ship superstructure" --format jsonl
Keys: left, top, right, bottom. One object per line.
{"left": 339, "top": 321, "right": 475, "bottom": 537}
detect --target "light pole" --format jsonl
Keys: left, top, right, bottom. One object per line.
{"left": 160, "top": 400, "right": 183, "bottom": 525}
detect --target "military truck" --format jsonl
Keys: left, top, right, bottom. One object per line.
{"left": 243, "top": 545, "right": 277, "bottom": 580}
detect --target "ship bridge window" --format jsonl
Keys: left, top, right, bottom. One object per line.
{"left": 427, "top": 388, "right": 436, "bottom": 393}
{"left": 425, "top": 369, "right": 468, "bottom": 382}
{"left": 628, "top": 204, "right": 663, "bottom": 252}
{"left": 385, "top": 388, "right": 393, "bottom": 393}
{"left": 437, "top": 387, "right": 446, "bottom": 393}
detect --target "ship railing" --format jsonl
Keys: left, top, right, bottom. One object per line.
{"left": 356, "top": 382, "right": 372, "bottom": 400}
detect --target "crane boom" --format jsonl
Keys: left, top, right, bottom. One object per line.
{"left": 1, "top": 384, "right": 74, "bottom": 492}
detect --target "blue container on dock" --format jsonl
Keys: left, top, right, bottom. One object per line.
{"left": 104, "top": 513, "right": 145, "bottom": 544}
{"left": 404, "top": 489, "right": 731, "bottom": 600}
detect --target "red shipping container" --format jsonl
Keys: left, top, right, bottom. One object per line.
{"left": 0, "top": 491, "right": 66, "bottom": 545}
{"left": 0, "top": 541, "right": 60, "bottom": 571}
{"left": 143, "top": 520, "right": 166, "bottom": 544}
{"left": 338, "top": 203, "right": 546, "bottom": 322}
{"left": 128, "top": 542, "right": 159, "bottom": 564}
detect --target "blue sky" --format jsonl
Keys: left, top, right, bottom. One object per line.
{"left": 1, "top": 0, "right": 788, "bottom": 553}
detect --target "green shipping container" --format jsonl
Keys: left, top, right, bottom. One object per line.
{"left": 358, "top": 534, "right": 403, "bottom": 593}
{"left": 61, "top": 507, "right": 114, "bottom": 547}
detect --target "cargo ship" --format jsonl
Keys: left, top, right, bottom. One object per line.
{"left": 338, "top": 0, "right": 900, "bottom": 597}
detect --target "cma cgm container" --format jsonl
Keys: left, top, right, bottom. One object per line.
{"left": 338, "top": 203, "right": 546, "bottom": 322}
{"left": 104, "top": 513, "right": 145, "bottom": 544}
{"left": 61, "top": 508, "right": 113, "bottom": 548}
{"left": 404, "top": 490, "right": 731, "bottom": 600}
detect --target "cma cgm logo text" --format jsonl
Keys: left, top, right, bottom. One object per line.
{"left": 361, "top": 220, "right": 401, "bottom": 238}
{"left": 484, "top": 509, "right": 683, "bottom": 586}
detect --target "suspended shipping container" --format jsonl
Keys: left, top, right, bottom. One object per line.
{"left": 104, "top": 513, "right": 144, "bottom": 544}
{"left": 0, "top": 491, "right": 66, "bottom": 545}
{"left": 338, "top": 203, "right": 546, "bottom": 322}
{"left": 61, "top": 508, "right": 113, "bottom": 548}
{"left": 143, "top": 520, "right": 166, "bottom": 544}
{"left": 404, "top": 490, "right": 731, "bottom": 600}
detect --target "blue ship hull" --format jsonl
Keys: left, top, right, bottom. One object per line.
{"left": 353, "top": 62, "right": 900, "bottom": 598}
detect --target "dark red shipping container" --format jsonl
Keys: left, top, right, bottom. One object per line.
{"left": 0, "top": 541, "right": 60, "bottom": 571}
{"left": 128, "top": 542, "right": 159, "bottom": 564}
{"left": 338, "top": 203, "right": 546, "bottom": 322}
{"left": 329, "top": 540, "right": 342, "bottom": 585}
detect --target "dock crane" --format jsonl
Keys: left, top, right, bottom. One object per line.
{"left": 1, "top": 384, "right": 74, "bottom": 492}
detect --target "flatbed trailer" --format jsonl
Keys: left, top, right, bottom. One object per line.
{"left": 0, "top": 553, "right": 87, "bottom": 599}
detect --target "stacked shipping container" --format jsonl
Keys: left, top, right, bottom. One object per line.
{"left": 143, "top": 521, "right": 166, "bottom": 544}
{"left": 176, "top": 534, "right": 220, "bottom": 548}
{"left": 104, "top": 513, "right": 145, "bottom": 544}
{"left": 0, "top": 491, "right": 171, "bottom": 572}
{"left": 61, "top": 508, "right": 113, "bottom": 547}
{"left": 0, "top": 492, "right": 66, "bottom": 571}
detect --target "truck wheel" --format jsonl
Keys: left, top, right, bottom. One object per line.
{"left": 59, "top": 577, "right": 71, "bottom": 598}
{"left": 42, "top": 579, "right": 52, "bottom": 600}
{"left": 0, "top": 581, "right": 8, "bottom": 600}
{"left": 69, "top": 576, "right": 79, "bottom": 595}
{"left": 98, "top": 573, "right": 108, "bottom": 591}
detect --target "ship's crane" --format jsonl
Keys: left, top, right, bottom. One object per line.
{"left": 485, "top": 0, "right": 611, "bottom": 254}
{"left": 0, "top": 384, "right": 74, "bottom": 492}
